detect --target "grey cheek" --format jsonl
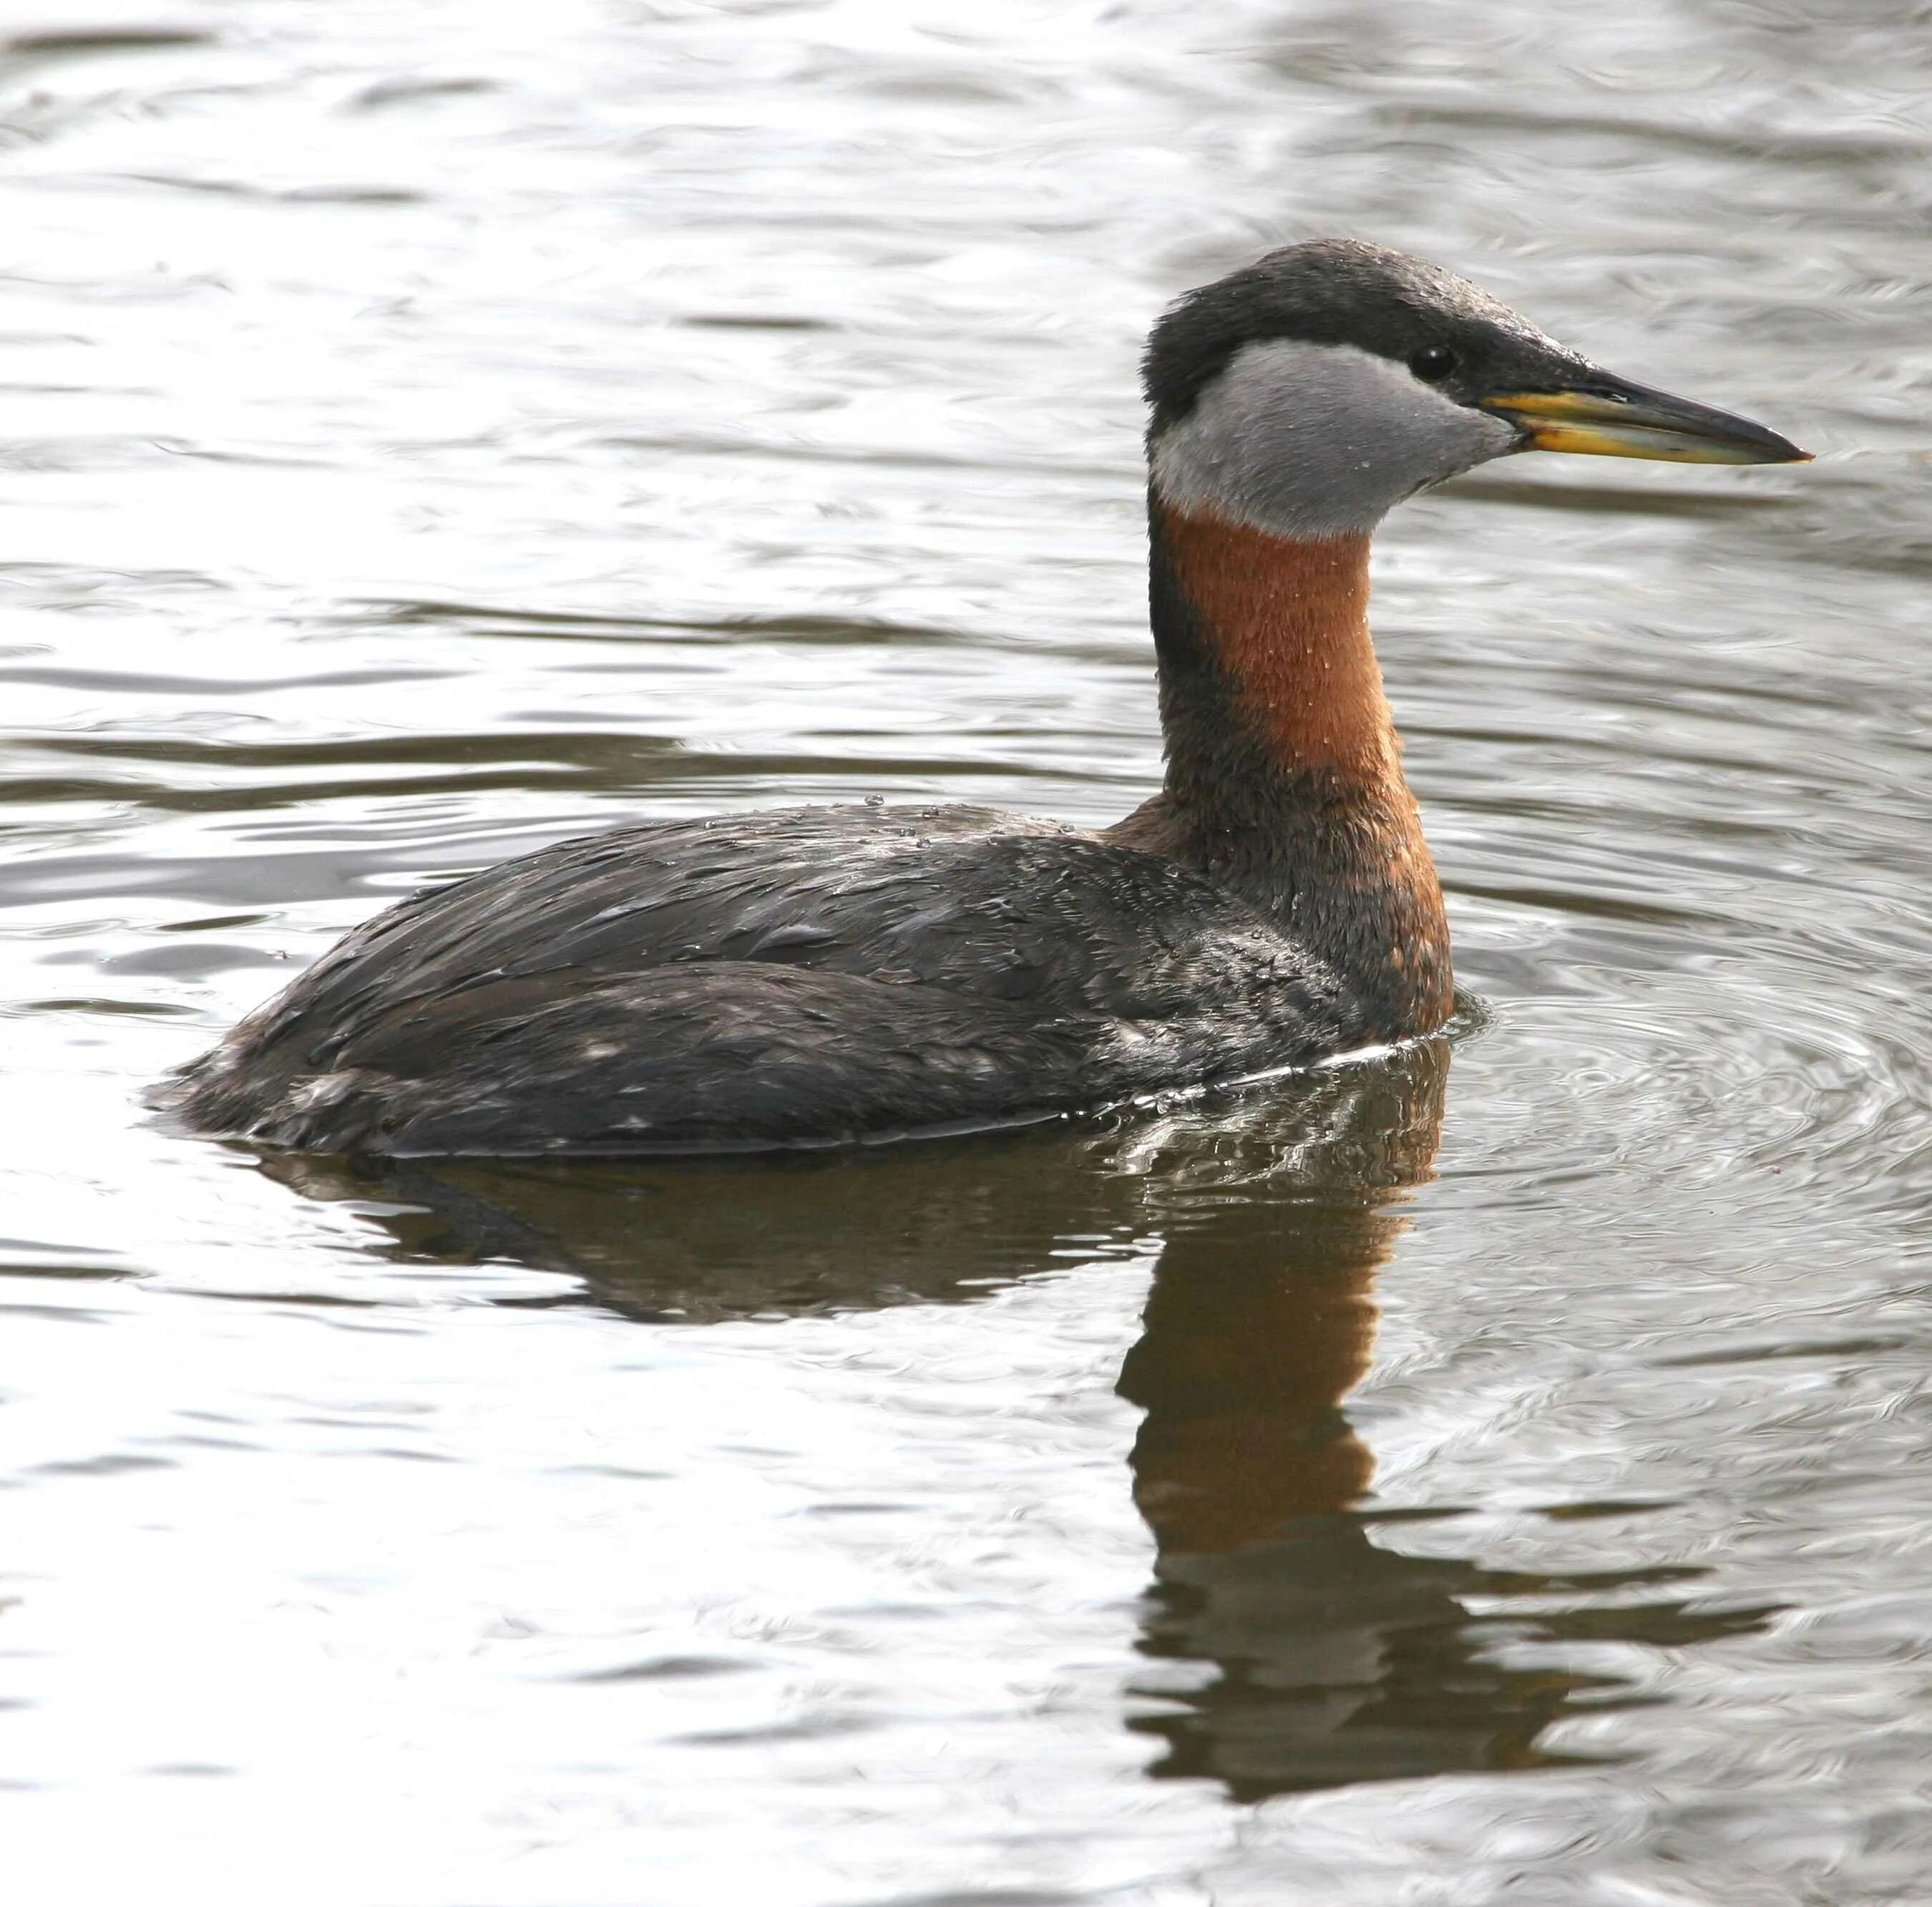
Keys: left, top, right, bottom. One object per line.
{"left": 1149, "top": 339, "right": 1518, "bottom": 540}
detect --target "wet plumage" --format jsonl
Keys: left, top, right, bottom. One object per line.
{"left": 175, "top": 806, "right": 1360, "bottom": 1153}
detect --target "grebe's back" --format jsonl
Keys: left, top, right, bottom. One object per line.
{"left": 170, "top": 804, "right": 1359, "bottom": 1154}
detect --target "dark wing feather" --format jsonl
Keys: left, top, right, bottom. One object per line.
{"left": 169, "top": 804, "right": 1359, "bottom": 1153}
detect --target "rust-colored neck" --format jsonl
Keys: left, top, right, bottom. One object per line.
{"left": 1157, "top": 508, "right": 1391, "bottom": 784}
{"left": 1112, "top": 497, "right": 1453, "bottom": 1038}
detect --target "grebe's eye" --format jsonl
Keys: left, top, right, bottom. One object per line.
{"left": 1409, "top": 343, "right": 1456, "bottom": 382}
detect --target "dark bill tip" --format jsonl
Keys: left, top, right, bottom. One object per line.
{"left": 1480, "top": 375, "right": 1810, "bottom": 466}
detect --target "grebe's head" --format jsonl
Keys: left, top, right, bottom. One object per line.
{"left": 1143, "top": 238, "right": 1808, "bottom": 541}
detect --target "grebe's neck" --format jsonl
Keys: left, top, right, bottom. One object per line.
{"left": 1111, "top": 496, "right": 1452, "bottom": 1038}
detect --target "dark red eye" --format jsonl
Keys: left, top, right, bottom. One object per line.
{"left": 1410, "top": 343, "right": 1455, "bottom": 382}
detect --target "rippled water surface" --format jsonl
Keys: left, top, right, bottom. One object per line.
{"left": 4, "top": 2, "right": 1930, "bottom": 1902}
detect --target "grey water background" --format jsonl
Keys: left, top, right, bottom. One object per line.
{"left": 1, "top": 1, "right": 1927, "bottom": 1901}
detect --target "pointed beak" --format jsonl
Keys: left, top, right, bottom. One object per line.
{"left": 1480, "top": 374, "right": 1810, "bottom": 465}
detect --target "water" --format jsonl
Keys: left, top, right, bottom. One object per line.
{"left": 2, "top": 1, "right": 1929, "bottom": 1901}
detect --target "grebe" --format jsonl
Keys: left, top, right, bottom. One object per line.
{"left": 168, "top": 240, "right": 1806, "bottom": 1156}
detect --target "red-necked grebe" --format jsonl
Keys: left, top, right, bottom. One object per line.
{"left": 167, "top": 240, "right": 1807, "bottom": 1155}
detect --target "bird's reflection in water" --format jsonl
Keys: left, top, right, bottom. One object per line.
{"left": 1112, "top": 1048, "right": 1770, "bottom": 1798}
{"left": 260, "top": 1043, "right": 1769, "bottom": 1801}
